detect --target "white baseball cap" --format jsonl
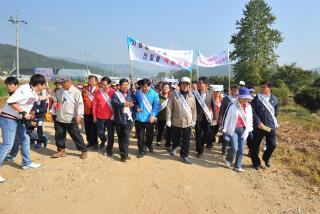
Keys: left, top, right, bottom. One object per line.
{"left": 180, "top": 77, "right": 191, "bottom": 84}
{"left": 239, "top": 81, "right": 246, "bottom": 86}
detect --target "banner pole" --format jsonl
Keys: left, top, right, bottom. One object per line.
{"left": 129, "top": 60, "right": 134, "bottom": 82}
{"left": 127, "top": 36, "right": 134, "bottom": 82}
{"left": 197, "top": 65, "right": 199, "bottom": 80}
{"left": 227, "top": 47, "right": 231, "bottom": 94}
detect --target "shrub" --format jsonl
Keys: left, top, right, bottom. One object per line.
{"left": 272, "top": 86, "right": 290, "bottom": 106}
{"left": 313, "top": 77, "right": 320, "bottom": 87}
{"left": 294, "top": 87, "right": 320, "bottom": 112}
{"left": 0, "top": 85, "right": 8, "bottom": 97}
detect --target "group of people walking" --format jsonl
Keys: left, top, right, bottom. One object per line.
{"left": 0, "top": 73, "right": 279, "bottom": 183}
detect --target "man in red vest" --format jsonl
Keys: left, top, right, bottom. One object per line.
{"left": 92, "top": 77, "right": 116, "bottom": 155}
{"left": 82, "top": 75, "right": 99, "bottom": 149}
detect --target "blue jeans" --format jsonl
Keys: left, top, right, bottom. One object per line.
{"left": 226, "top": 127, "right": 246, "bottom": 169}
{"left": 0, "top": 116, "right": 32, "bottom": 167}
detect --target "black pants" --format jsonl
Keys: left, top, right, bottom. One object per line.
{"left": 115, "top": 123, "right": 133, "bottom": 158}
{"left": 96, "top": 118, "right": 114, "bottom": 152}
{"left": 84, "top": 114, "right": 98, "bottom": 145}
{"left": 210, "top": 124, "right": 220, "bottom": 146}
{"left": 156, "top": 120, "right": 172, "bottom": 146}
{"left": 55, "top": 121, "right": 87, "bottom": 152}
{"left": 171, "top": 126, "right": 191, "bottom": 158}
{"left": 247, "top": 132, "right": 254, "bottom": 154}
{"left": 156, "top": 120, "right": 166, "bottom": 142}
{"left": 251, "top": 128, "right": 277, "bottom": 167}
{"left": 195, "top": 118, "right": 211, "bottom": 154}
{"left": 136, "top": 121, "right": 154, "bottom": 154}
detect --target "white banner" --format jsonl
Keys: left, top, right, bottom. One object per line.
{"left": 127, "top": 36, "right": 193, "bottom": 72}
{"left": 34, "top": 67, "right": 55, "bottom": 80}
{"left": 196, "top": 50, "right": 229, "bottom": 68}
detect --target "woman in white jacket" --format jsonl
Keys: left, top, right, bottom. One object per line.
{"left": 223, "top": 88, "right": 253, "bottom": 172}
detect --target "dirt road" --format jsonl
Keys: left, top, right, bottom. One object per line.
{"left": 0, "top": 122, "right": 319, "bottom": 214}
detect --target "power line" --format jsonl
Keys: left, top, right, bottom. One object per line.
{"left": 1, "top": 7, "right": 94, "bottom": 69}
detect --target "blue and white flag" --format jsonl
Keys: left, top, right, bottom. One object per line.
{"left": 128, "top": 36, "right": 193, "bottom": 72}
{"left": 196, "top": 49, "right": 229, "bottom": 68}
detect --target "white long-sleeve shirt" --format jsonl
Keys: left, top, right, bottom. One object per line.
{"left": 222, "top": 103, "right": 253, "bottom": 140}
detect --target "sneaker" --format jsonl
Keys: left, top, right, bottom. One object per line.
{"left": 80, "top": 152, "right": 87, "bottom": 159}
{"left": 22, "top": 163, "right": 41, "bottom": 170}
{"left": 165, "top": 146, "right": 171, "bottom": 152}
{"left": 196, "top": 152, "right": 202, "bottom": 158}
{"left": 43, "top": 136, "right": 48, "bottom": 148}
{"left": 52, "top": 149, "right": 66, "bottom": 158}
{"left": 254, "top": 165, "right": 260, "bottom": 170}
{"left": 120, "top": 156, "right": 128, "bottom": 162}
{"left": 169, "top": 147, "right": 177, "bottom": 156}
{"left": 156, "top": 141, "right": 161, "bottom": 146}
{"left": 225, "top": 160, "right": 231, "bottom": 168}
{"left": 34, "top": 143, "right": 42, "bottom": 149}
{"left": 147, "top": 145, "right": 154, "bottom": 153}
{"left": 235, "top": 168, "right": 244, "bottom": 173}
{"left": 99, "top": 143, "right": 105, "bottom": 150}
{"left": 181, "top": 157, "right": 192, "bottom": 164}
{"left": 0, "top": 175, "right": 5, "bottom": 183}
{"left": 5, "top": 155, "right": 15, "bottom": 163}
{"left": 137, "top": 151, "right": 145, "bottom": 158}
{"left": 106, "top": 150, "right": 113, "bottom": 157}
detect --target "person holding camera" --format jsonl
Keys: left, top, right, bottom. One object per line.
{"left": 0, "top": 74, "right": 47, "bottom": 183}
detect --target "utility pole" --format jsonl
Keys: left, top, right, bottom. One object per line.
{"left": 84, "top": 53, "right": 90, "bottom": 81}
{"left": 9, "top": 10, "right": 27, "bottom": 80}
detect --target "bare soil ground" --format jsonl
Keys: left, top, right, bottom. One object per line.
{"left": 0, "top": 122, "right": 319, "bottom": 214}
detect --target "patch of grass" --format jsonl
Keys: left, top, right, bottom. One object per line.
{"left": 274, "top": 145, "right": 320, "bottom": 184}
{"left": 279, "top": 104, "right": 320, "bottom": 131}
{"left": 275, "top": 104, "right": 320, "bottom": 185}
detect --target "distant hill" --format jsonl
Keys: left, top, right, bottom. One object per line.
{"left": 197, "top": 65, "right": 235, "bottom": 77}
{"left": 0, "top": 44, "right": 110, "bottom": 76}
{"left": 313, "top": 67, "right": 320, "bottom": 73}
{"left": 53, "top": 57, "right": 158, "bottom": 78}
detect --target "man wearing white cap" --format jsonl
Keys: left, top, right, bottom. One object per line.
{"left": 166, "top": 77, "right": 197, "bottom": 164}
{"left": 239, "top": 81, "right": 246, "bottom": 88}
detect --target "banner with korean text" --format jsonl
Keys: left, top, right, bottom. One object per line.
{"left": 127, "top": 36, "right": 193, "bottom": 72}
{"left": 195, "top": 49, "right": 229, "bottom": 68}
{"left": 34, "top": 67, "right": 55, "bottom": 80}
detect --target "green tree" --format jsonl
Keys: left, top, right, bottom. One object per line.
{"left": 170, "top": 69, "right": 197, "bottom": 80}
{"left": 156, "top": 72, "right": 167, "bottom": 80}
{"left": 230, "top": 0, "right": 283, "bottom": 85}
{"left": 271, "top": 64, "right": 315, "bottom": 93}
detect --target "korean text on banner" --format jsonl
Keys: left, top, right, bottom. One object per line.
{"left": 127, "top": 36, "right": 193, "bottom": 72}
{"left": 196, "top": 50, "right": 229, "bottom": 68}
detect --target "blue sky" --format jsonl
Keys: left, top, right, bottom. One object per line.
{"left": 0, "top": 0, "right": 319, "bottom": 69}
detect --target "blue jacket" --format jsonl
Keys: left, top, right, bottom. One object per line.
{"left": 135, "top": 88, "right": 160, "bottom": 122}
{"left": 251, "top": 93, "right": 279, "bottom": 129}
{"left": 111, "top": 90, "right": 137, "bottom": 125}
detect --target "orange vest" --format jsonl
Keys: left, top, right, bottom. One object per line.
{"left": 82, "top": 84, "right": 99, "bottom": 115}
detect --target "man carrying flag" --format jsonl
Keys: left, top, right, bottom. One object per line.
{"left": 135, "top": 78, "right": 160, "bottom": 158}
{"left": 92, "top": 77, "right": 116, "bottom": 155}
